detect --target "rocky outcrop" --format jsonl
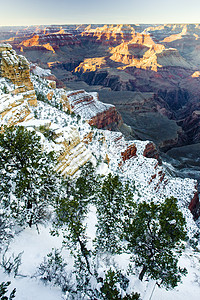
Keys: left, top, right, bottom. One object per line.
{"left": 60, "top": 89, "right": 123, "bottom": 129}
{"left": 121, "top": 144, "right": 137, "bottom": 162}
{"left": 7, "top": 31, "right": 80, "bottom": 53}
{"left": 81, "top": 24, "right": 137, "bottom": 45}
{"left": 0, "top": 44, "right": 37, "bottom": 106}
{"left": 182, "top": 110, "right": 200, "bottom": 143}
{"left": 189, "top": 188, "right": 200, "bottom": 220}
{"left": 0, "top": 46, "right": 93, "bottom": 177}
{"left": 143, "top": 142, "right": 162, "bottom": 164}
{"left": 0, "top": 91, "right": 33, "bottom": 127}
{"left": 53, "top": 126, "right": 92, "bottom": 176}
{"left": 2, "top": 26, "right": 200, "bottom": 150}
{"left": 89, "top": 106, "right": 122, "bottom": 129}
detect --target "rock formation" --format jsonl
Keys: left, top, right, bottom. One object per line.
{"left": 0, "top": 45, "right": 93, "bottom": 176}
{"left": 189, "top": 189, "right": 200, "bottom": 220}
{"left": 52, "top": 126, "right": 92, "bottom": 176}
{"left": 143, "top": 142, "right": 162, "bottom": 165}
{"left": 60, "top": 89, "right": 123, "bottom": 129}
{"left": 1, "top": 26, "right": 200, "bottom": 196}
{"left": 0, "top": 43, "right": 37, "bottom": 106}
{"left": 121, "top": 143, "right": 137, "bottom": 163}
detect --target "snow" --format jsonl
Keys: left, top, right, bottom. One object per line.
{"left": 0, "top": 225, "right": 64, "bottom": 300}
{"left": 30, "top": 64, "right": 51, "bottom": 77}
{"left": 66, "top": 90, "right": 114, "bottom": 120}
{"left": 2, "top": 223, "right": 199, "bottom": 300}
{"left": 151, "top": 249, "right": 200, "bottom": 300}
{"left": 0, "top": 66, "right": 200, "bottom": 299}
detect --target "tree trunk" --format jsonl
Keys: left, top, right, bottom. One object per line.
{"left": 139, "top": 265, "right": 147, "bottom": 281}
{"left": 28, "top": 213, "right": 33, "bottom": 228}
{"left": 77, "top": 236, "right": 92, "bottom": 275}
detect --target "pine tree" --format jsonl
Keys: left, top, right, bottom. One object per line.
{"left": 123, "top": 197, "right": 187, "bottom": 288}
{"left": 0, "top": 126, "right": 58, "bottom": 227}
{"left": 95, "top": 174, "right": 133, "bottom": 254}
{"left": 74, "top": 161, "right": 98, "bottom": 200}
{"left": 100, "top": 268, "right": 140, "bottom": 300}
{"left": 53, "top": 162, "right": 98, "bottom": 275}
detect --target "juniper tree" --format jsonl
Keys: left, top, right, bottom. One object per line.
{"left": 0, "top": 126, "right": 58, "bottom": 227}
{"left": 123, "top": 197, "right": 187, "bottom": 289}
{"left": 37, "top": 248, "right": 71, "bottom": 292}
{"left": 52, "top": 163, "right": 100, "bottom": 297}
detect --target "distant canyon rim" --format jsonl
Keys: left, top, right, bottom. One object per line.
{"left": 1, "top": 23, "right": 200, "bottom": 184}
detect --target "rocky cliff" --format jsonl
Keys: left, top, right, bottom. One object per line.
{"left": 0, "top": 46, "right": 93, "bottom": 176}
{"left": 59, "top": 89, "right": 123, "bottom": 130}
{"left": 0, "top": 43, "right": 37, "bottom": 106}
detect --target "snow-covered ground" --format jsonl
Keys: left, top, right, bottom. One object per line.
{"left": 0, "top": 223, "right": 200, "bottom": 300}
{"left": 0, "top": 72, "right": 200, "bottom": 299}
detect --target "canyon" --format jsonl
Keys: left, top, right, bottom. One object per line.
{"left": 1, "top": 24, "right": 200, "bottom": 184}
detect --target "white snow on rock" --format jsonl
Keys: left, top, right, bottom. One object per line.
{"left": 65, "top": 90, "right": 114, "bottom": 119}
{"left": 30, "top": 64, "right": 52, "bottom": 77}
{"left": 0, "top": 67, "right": 199, "bottom": 300}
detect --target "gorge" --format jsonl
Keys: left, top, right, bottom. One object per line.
{"left": 1, "top": 23, "right": 199, "bottom": 186}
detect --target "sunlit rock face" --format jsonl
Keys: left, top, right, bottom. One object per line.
{"left": 0, "top": 44, "right": 37, "bottom": 106}
{"left": 53, "top": 126, "right": 92, "bottom": 177}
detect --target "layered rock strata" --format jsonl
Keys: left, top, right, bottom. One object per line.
{"left": 52, "top": 126, "right": 92, "bottom": 176}
{"left": 0, "top": 47, "right": 92, "bottom": 176}
{"left": 0, "top": 44, "right": 37, "bottom": 106}
{"left": 60, "top": 90, "right": 123, "bottom": 129}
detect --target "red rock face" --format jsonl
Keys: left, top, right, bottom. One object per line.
{"left": 189, "top": 191, "right": 200, "bottom": 220}
{"left": 121, "top": 144, "right": 137, "bottom": 162}
{"left": 7, "top": 31, "right": 80, "bottom": 53}
{"left": 143, "top": 142, "right": 162, "bottom": 165}
{"left": 89, "top": 106, "right": 122, "bottom": 129}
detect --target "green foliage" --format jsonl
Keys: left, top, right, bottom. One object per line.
{"left": 95, "top": 174, "right": 133, "bottom": 254}
{"left": 75, "top": 161, "right": 98, "bottom": 200}
{"left": 188, "top": 232, "right": 200, "bottom": 251}
{"left": 33, "top": 110, "right": 38, "bottom": 119}
{"left": 37, "top": 248, "right": 71, "bottom": 292}
{"left": 73, "top": 251, "right": 92, "bottom": 297}
{"left": 100, "top": 268, "right": 140, "bottom": 300}
{"left": 123, "top": 196, "right": 187, "bottom": 288}
{"left": 65, "top": 109, "right": 71, "bottom": 115}
{"left": 71, "top": 111, "right": 76, "bottom": 118}
{"left": 123, "top": 293, "right": 141, "bottom": 300}
{"left": 2, "top": 85, "right": 9, "bottom": 94}
{"left": 0, "top": 281, "right": 16, "bottom": 300}
{"left": 53, "top": 162, "right": 98, "bottom": 276}
{"left": 36, "top": 91, "right": 46, "bottom": 102}
{"left": 0, "top": 212, "right": 14, "bottom": 253}
{"left": 38, "top": 125, "right": 54, "bottom": 141}
{"left": 100, "top": 269, "right": 122, "bottom": 299}
{"left": 0, "top": 126, "right": 58, "bottom": 227}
